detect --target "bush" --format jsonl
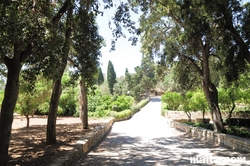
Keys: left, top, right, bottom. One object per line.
{"left": 110, "top": 109, "right": 132, "bottom": 120}
{"left": 226, "top": 126, "right": 250, "bottom": 138}
{"left": 184, "top": 121, "right": 214, "bottom": 130}
{"left": 110, "top": 95, "right": 134, "bottom": 112}
{"left": 131, "top": 98, "right": 149, "bottom": 114}
{"left": 161, "top": 91, "right": 182, "bottom": 110}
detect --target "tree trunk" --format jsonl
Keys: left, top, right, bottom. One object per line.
{"left": 0, "top": 43, "right": 31, "bottom": 165}
{"left": 25, "top": 115, "right": 30, "bottom": 128}
{"left": 0, "top": 64, "right": 22, "bottom": 165}
{"left": 79, "top": 78, "right": 88, "bottom": 129}
{"left": 199, "top": 39, "right": 225, "bottom": 133}
{"left": 202, "top": 109, "right": 205, "bottom": 123}
{"left": 46, "top": 79, "right": 62, "bottom": 144}
{"left": 46, "top": 1, "right": 72, "bottom": 144}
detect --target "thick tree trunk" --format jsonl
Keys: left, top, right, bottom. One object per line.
{"left": 0, "top": 43, "right": 31, "bottom": 165}
{"left": 79, "top": 79, "right": 88, "bottom": 129}
{"left": 0, "top": 66, "right": 21, "bottom": 165}
{"left": 46, "top": 79, "right": 62, "bottom": 144}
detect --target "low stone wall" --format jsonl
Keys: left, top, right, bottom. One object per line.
{"left": 165, "top": 111, "right": 250, "bottom": 120}
{"left": 167, "top": 119, "right": 250, "bottom": 153}
{"left": 50, "top": 118, "right": 115, "bottom": 166}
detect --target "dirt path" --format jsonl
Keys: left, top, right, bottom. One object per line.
{"left": 72, "top": 97, "right": 250, "bottom": 166}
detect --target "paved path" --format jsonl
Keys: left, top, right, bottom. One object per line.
{"left": 72, "top": 97, "right": 250, "bottom": 166}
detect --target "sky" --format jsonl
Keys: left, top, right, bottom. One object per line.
{"left": 96, "top": 0, "right": 250, "bottom": 77}
{"left": 96, "top": 2, "right": 142, "bottom": 77}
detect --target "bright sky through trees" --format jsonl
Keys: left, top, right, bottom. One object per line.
{"left": 97, "top": 0, "right": 250, "bottom": 77}
{"left": 96, "top": 1, "right": 142, "bottom": 77}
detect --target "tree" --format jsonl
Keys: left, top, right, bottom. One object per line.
{"left": 0, "top": 1, "right": 52, "bottom": 164}
{"left": 46, "top": 0, "right": 74, "bottom": 145}
{"left": 107, "top": 60, "right": 116, "bottom": 95}
{"left": 140, "top": 55, "right": 156, "bottom": 98}
{"left": 70, "top": 2, "right": 104, "bottom": 129}
{"left": 97, "top": 67, "right": 104, "bottom": 85}
{"left": 124, "top": 0, "right": 250, "bottom": 132}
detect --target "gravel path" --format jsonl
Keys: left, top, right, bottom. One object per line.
{"left": 72, "top": 97, "right": 250, "bottom": 166}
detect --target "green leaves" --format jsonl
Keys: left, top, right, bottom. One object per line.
{"left": 107, "top": 60, "right": 116, "bottom": 95}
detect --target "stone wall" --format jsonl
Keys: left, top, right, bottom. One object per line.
{"left": 167, "top": 119, "right": 250, "bottom": 153}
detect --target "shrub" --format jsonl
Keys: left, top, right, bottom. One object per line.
{"left": 226, "top": 126, "right": 250, "bottom": 138}
{"left": 110, "top": 95, "right": 134, "bottom": 112}
{"left": 110, "top": 109, "right": 132, "bottom": 120}
{"left": 161, "top": 91, "right": 182, "bottom": 110}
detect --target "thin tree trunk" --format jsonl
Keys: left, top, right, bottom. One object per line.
{"left": 25, "top": 115, "right": 30, "bottom": 128}
{"left": 202, "top": 109, "right": 205, "bottom": 123}
{"left": 46, "top": 79, "right": 62, "bottom": 144}
{"left": 79, "top": 78, "right": 88, "bottom": 129}
{"left": 46, "top": 0, "right": 72, "bottom": 145}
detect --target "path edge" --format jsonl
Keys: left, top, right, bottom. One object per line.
{"left": 49, "top": 117, "right": 115, "bottom": 166}
{"left": 167, "top": 119, "right": 250, "bottom": 153}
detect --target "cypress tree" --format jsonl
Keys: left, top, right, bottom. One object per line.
{"left": 97, "top": 67, "right": 104, "bottom": 85}
{"left": 107, "top": 60, "right": 116, "bottom": 95}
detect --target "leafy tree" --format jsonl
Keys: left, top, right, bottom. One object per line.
{"left": 125, "top": 66, "right": 144, "bottom": 101}
{"left": 59, "top": 70, "right": 78, "bottom": 116}
{"left": 97, "top": 67, "right": 104, "bottom": 85}
{"left": 16, "top": 77, "right": 38, "bottom": 128}
{"left": 16, "top": 74, "right": 52, "bottom": 127}
{"left": 126, "top": 0, "right": 250, "bottom": 132}
{"left": 70, "top": 3, "right": 104, "bottom": 129}
{"left": 0, "top": 1, "right": 54, "bottom": 163}
{"left": 114, "top": 76, "right": 128, "bottom": 95}
{"left": 140, "top": 55, "right": 157, "bottom": 98}
{"left": 161, "top": 91, "right": 182, "bottom": 111}
{"left": 107, "top": 60, "right": 116, "bottom": 95}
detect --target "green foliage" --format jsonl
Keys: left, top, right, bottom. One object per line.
{"left": 226, "top": 126, "right": 250, "bottom": 138}
{"left": 110, "top": 109, "right": 132, "bottom": 120}
{"left": 107, "top": 60, "right": 117, "bottom": 95}
{"left": 16, "top": 75, "right": 51, "bottom": 116}
{"left": 58, "top": 72, "right": 78, "bottom": 116}
{"left": 184, "top": 122, "right": 214, "bottom": 131}
{"left": 113, "top": 76, "right": 128, "bottom": 95}
{"left": 161, "top": 102, "right": 169, "bottom": 116}
{"left": 97, "top": 67, "right": 104, "bottom": 85}
{"left": 88, "top": 88, "right": 113, "bottom": 113}
{"left": 110, "top": 98, "right": 149, "bottom": 120}
{"left": 111, "top": 95, "right": 134, "bottom": 112}
{"left": 161, "top": 91, "right": 182, "bottom": 110}
{"left": 131, "top": 98, "right": 149, "bottom": 114}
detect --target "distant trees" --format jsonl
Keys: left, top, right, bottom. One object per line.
{"left": 107, "top": 60, "right": 117, "bottom": 95}
{"left": 97, "top": 68, "right": 104, "bottom": 85}
{"left": 124, "top": 0, "right": 250, "bottom": 133}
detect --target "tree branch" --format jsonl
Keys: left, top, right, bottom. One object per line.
{"left": 180, "top": 54, "right": 203, "bottom": 77}
{"left": 52, "top": 1, "right": 69, "bottom": 25}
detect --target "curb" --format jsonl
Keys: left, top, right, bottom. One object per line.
{"left": 50, "top": 118, "right": 115, "bottom": 166}
{"left": 167, "top": 119, "right": 250, "bottom": 153}
{"left": 50, "top": 99, "right": 150, "bottom": 166}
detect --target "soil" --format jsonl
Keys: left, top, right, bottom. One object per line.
{"left": 7, "top": 114, "right": 107, "bottom": 166}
